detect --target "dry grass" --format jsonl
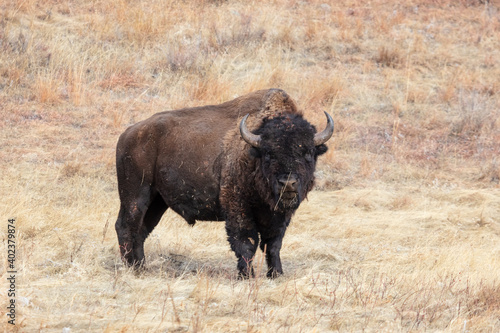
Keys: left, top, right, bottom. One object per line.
{"left": 1, "top": 0, "right": 499, "bottom": 332}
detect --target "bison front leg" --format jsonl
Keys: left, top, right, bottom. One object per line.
{"left": 260, "top": 233, "right": 285, "bottom": 278}
{"left": 226, "top": 225, "right": 259, "bottom": 279}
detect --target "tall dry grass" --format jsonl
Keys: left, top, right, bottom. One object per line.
{"left": 1, "top": 0, "right": 499, "bottom": 331}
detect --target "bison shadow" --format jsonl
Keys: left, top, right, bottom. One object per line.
{"left": 104, "top": 249, "right": 304, "bottom": 281}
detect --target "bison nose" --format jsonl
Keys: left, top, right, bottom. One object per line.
{"left": 278, "top": 174, "right": 299, "bottom": 192}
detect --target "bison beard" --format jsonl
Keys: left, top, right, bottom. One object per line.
{"left": 114, "top": 89, "right": 333, "bottom": 278}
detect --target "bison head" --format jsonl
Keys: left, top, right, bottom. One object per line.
{"left": 240, "top": 112, "right": 333, "bottom": 212}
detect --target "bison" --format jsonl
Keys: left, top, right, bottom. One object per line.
{"left": 115, "top": 89, "right": 333, "bottom": 278}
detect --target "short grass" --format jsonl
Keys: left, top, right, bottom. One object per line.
{"left": 1, "top": 0, "right": 499, "bottom": 332}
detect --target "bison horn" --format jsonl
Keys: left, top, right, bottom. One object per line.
{"left": 314, "top": 111, "right": 334, "bottom": 146}
{"left": 240, "top": 114, "right": 262, "bottom": 148}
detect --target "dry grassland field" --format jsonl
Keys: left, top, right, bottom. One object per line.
{"left": 1, "top": 0, "right": 500, "bottom": 332}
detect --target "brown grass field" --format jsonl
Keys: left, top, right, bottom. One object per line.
{"left": 1, "top": 0, "right": 500, "bottom": 332}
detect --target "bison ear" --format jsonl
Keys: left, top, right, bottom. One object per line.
{"left": 315, "top": 144, "right": 328, "bottom": 156}
{"left": 249, "top": 147, "right": 262, "bottom": 158}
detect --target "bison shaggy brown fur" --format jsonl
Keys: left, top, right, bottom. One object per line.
{"left": 115, "top": 89, "right": 333, "bottom": 278}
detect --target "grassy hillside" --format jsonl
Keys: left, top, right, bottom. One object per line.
{"left": 1, "top": 0, "right": 499, "bottom": 332}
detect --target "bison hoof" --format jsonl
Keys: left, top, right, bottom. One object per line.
{"left": 237, "top": 267, "right": 255, "bottom": 280}
{"left": 121, "top": 257, "right": 145, "bottom": 270}
{"left": 267, "top": 269, "right": 283, "bottom": 279}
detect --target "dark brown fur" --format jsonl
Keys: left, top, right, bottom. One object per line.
{"left": 115, "top": 89, "right": 330, "bottom": 278}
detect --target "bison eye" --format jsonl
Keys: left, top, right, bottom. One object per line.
{"left": 264, "top": 153, "right": 271, "bottom": 162}
{"left": 305, "top": 153, "right": 313, "bottom": 162}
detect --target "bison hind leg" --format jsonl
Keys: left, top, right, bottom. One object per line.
{"left": 143, "top": 194, "right": 168, "bottom": 234}
{"left": 115, "top": 189, "right": 168, "bottom": 268}
{"left": 115, "top": 205, "right": 140, "bottom": 267}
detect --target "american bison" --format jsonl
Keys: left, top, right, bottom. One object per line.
{"left": 115, "top": 89, "right": 333, "bottom": 278}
